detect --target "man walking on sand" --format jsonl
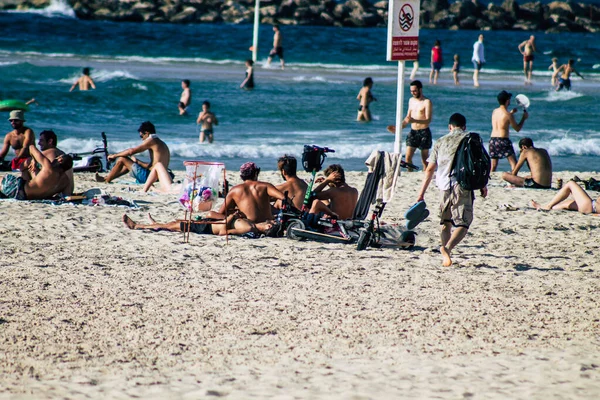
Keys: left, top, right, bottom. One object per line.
{"left": 95, "top": 121, "right": 172, "bottom": 185}
{"left": 501, "top": 138, "right": 552, "bottom": 189}
{"left": 416, "top": 113, "right": 488, "bottom": 267}
{"left": 490, "top": 90, "right": 528, "bottom": 172}
{"left": 518, "top": 35, "right": 537, "bottom": 85}
{"left": 471, "top": 34, "right": 485, "bottom": 87}
{"left": 266, "top": 25, "right": 285, "bottom": 69}
{"left": 402, "top": 80, "right": 433, "bottom": 171}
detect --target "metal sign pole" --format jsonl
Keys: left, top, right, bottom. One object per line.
{"left": 394, "top": 61, "right": 405, "bottom": 155}
{"left": 252, "top": 0, "right": 260, "bottom": 62}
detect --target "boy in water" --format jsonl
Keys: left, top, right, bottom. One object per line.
{"left": 452, "top": 54, "right": 460, "bottom": 85}
{"left": 548, "top": 57, "right": 560, "bottom": 88}
{"left": 556, "top": 59, "right": 584, "bottom": 91}
{"left": 178, "top": 79, "right": 191, "bottom": 115}
{"left": 69, "top": 67, "right": 96, "bottom": 92}
{"left": 197, "top": 101, "right": 218, "bottom": 143}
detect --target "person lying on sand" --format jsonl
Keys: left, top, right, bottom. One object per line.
{"left": 122, "top": 211, "right": 277, "bottom": 237}
{"left": 308, "top": 164, "right": 358, "bottom": 220}
{"left": 531, "top": 180, "right": 599, "bottom": 215}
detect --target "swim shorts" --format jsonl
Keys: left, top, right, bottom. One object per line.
{"left": 0, "top": 174, "right": 27, "bottom": 200}
{"left": 472, "top": 61, "right": 483, "bottom": 71}
{"left": 11, "top": 156, "right": 28, "bottom": 171}
{"left": 181, "top": 221, "right": 213, "bottom": 235}
{"left": 269, "top": 46, "right": 284, "bottom": 59}
{"left": 523, "top": 54, "right": 534, "bottom": 62}
{"left": 202, "top": 129, "right": 213, "bottom": 138}
{"left": 524, "top": 178, "right": 551, "bottom": 189}
{"left": 432, "top": 61, "right": 442, "bottom": 71}
{"left": 489, "top": 137, "right": 515, "bottom": 159}
{"left": 440, "top": 184, "right": 474, "bottom": 228}
{"left": 130, "top": 163, "right": 150, "bottom": 184}
{"left": 406, "top": 127, "right": 433, "bottom": 150}
{"left": 558, "top": 78, "right": 571, "bottom": 91}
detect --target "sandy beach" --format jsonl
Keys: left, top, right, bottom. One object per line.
{"left": 1, "top": 169, "right": 599, "bottom": 399}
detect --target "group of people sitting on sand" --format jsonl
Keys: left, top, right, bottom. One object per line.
{"left": 123, "top": 156, "right": 359, "bottom": 238}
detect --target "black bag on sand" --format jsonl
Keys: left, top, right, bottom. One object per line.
{"left": 450, "top": 132, "right": 491, "bottom": 191}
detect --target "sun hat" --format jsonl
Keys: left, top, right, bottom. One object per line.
{"left": 8, "top": 110, "right": 25, "bottom": 121}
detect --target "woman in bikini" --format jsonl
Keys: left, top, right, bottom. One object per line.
{"left": 531, "top": 180, "right": 599, "bottom": 215}
{"left": 356, "top": 77, "right": 376, "bottom": 122}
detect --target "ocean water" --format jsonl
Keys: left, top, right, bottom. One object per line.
{"left": 1, "top": 1, "right": 599, "bottom": 172}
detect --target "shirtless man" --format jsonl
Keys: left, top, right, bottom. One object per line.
{"left": 197, "top": 101, "right": 218, "bottom": 143}
{"left": 0, "top": 110, "right": 35, "bottom": 171}
{"left": 218, "top": 162, "right": 285, "bottom": 223}
{"left": 518, "top": 35, "right": 537, "bottom": 85}
{"left": 178, "top": 79, "right": 191, "bottom": 115}
{"left": 122, "top": 210, "right": 275, "bottom": 237}
{"left": 26, "top": 130, "right": 74, "bottom": 195}
{"left": 556, "top": 59, "right": 583, "bottom": 91}
{"left": 309, "top": 164, "right": 358, "bottom": 220}
{"left": 489, "top": 90, "right": 528, "bottom": 172}
{"left": 69, "top": 67, "right": 96, "bottom": 92}
{"left": 0, "top": 145, "right": 72, "bottom": 200}
{"left": 275, "top": 154, "right": 307, "bottom": 210}
{"left": 266, "top": 25, "right": 285, "bottom": 69}
{"left": 501, "top": 138, "right": 552, "bottom": 189}
{"left": 402, "top": 80, "right": 433, "bottom": 171}
{"left": 95, "top": 121, "right": 172, "bottom": 185}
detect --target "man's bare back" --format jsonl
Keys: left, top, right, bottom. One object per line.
{"left": 521, "top": 147, "right": 552, "bottom": 186}
{"left": 221, "top": 180, "right": 284, "bottom": 223}
{"left": 319, "top": 185, "right": 358, "bottom": 220}
{"left": 491, "top": 105, "right": 527, "bottom": 138}
{"left": 276, "top": 177, "right": 307, "bottom": 210}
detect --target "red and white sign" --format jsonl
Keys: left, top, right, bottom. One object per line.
{"left": 387, "top": 0, "right": 420, "bottom": 61}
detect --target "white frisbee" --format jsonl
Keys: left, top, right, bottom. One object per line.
{"left": 515, "top": 94, "right": 530, "bottom": 110}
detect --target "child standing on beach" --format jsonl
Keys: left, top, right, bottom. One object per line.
{"left": 548, "top": 57, "right": 559, "bottom": 88}
{"left": 452, "top": 54, "right": 460, "bottom": 85}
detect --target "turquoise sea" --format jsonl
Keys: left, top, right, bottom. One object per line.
{"left": 1, "top": 1, "right": 599, "bottom": 172}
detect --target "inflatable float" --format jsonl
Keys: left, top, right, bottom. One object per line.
{"left": 0, "top": 99, "right": 29, "bottom": 112}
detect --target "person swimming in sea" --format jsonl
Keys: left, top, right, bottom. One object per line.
{"left": 240, "top": 59, "right": 254, "bottom": 90}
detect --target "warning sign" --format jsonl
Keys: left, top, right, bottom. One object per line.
{"left": 387, "top": 0, "right": 420, "bottom": 61}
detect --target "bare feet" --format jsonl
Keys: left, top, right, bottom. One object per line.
{"left": 530, "top": 199, "right": 549, "bottom": 211}
{"left": 147, "top": 213, "right": 157, "bottom": 224}
{"left": 440, "top": 246, "right": 452, "bottom": 267}
{"left": 95, "top": 173, "right": 106, "bottom": 183}
{"left": 122, "top": 214, "right": 136, "bottom": 230}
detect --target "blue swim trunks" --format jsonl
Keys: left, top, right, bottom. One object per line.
{"left": 130, "top": 163, "right": 150, "bottom": 184}
{"left": 0, "top": 174, "right": 27, "bottom": 200}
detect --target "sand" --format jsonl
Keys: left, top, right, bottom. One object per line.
{"left": 1, "top": 169, "right": 599, "bottom": 399}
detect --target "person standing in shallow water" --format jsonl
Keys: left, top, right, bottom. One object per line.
{"left": 69, "top": 67, "right": 96, "bottom": 92}
{"left": 429, "top": 40, "right": 442, "bottom": 85}
{"left": 518, "top": 35, "right": 537, "bottom": 85}
{"left": 240, "top": 59, "right": 254, "bottom": 90}
{"left": 356, "top": 77, "right": 376, "bottom": 122}
{"left": 471, "top": 34, "right": 485, "bottom": 87}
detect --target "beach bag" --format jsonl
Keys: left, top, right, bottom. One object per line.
{"left": 450, "top": 132, "right": 491, "bottom": 191}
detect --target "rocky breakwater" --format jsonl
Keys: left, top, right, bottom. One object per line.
{"left": 2, "top": 0, "right": 599, "bottom": 32}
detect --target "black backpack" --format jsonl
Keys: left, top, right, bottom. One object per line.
{"left": 450, "top": 132, "right": 491, "bottom": 190}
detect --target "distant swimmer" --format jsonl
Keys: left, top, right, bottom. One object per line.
{"left": 356, "top": 77, "right": 376, "bottom": 122}
{"left": 240, "top": 59, "right": 254, "bottom": 90}
{"left": 429, "top": 40, "right": 443, "bottom": 85}
{"left": 471, "top": 34, "right": 485, "bottom": 87}
{"left": 266, "top": 25, "right": 285, "bottom": 70}
{"left": 518, "top": 35, "right": 537, "bottom": 85}
{"left": 555, "top": 59, "right": 583, "bottom": 91}
{"left": 197, "top": 101, "right": 218, "bottom": 143}
{"left": 178, "top": 79, "right": 191, "bottom": 115}
{"left": 452, "top": 54, "right": 460, "bottom": 85}
{"left": 69, "top": 67, "right": 96, "bottom": 92}
{"left": 490, "top": 90, "right": 528, "bottom": 172}
{"left": 548, "top": 57, "right": 560, "bottom": 87}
